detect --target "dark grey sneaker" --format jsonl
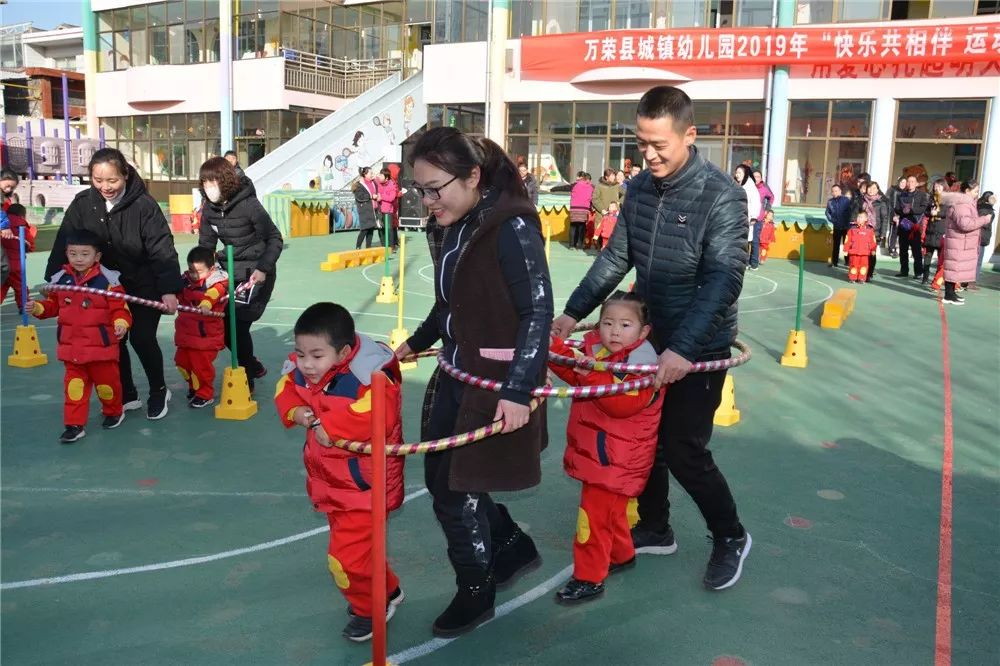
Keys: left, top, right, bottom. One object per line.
{"left": 555, "top": 578, "right": 605, "bottom": 605}
{"left": 341, "top": 603, "right": 396, "bottom": 643}
{"left": 102, "top": 413, "right": 125, "bottom": 429}
{"left": 59, "top": 425, "right": 86, "bottom": 443}
{"left": 147, "top": 389, "right": 171, "bottom": 420}
{"left": 703, "top": 531, "right": 752, "bottom": 591}
{"left": 189, "top": 396, "right": 214, "bottom": 409}
{"left": 631, "top": 524, "right": 678, "bottom": 555}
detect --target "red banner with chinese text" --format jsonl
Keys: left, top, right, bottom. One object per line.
{"left": 520, "top": 22, "right": 1000, "bottom": 81}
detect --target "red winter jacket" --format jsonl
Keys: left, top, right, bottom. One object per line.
{"left": 32, "top": 263, "right": 132, "bottom": 364}
{"left": 274, "top": 334, "right": 405, "bottom": 514}
{"left": 174, "top": 268, "right": 228, "bottom": 351}
{"left": 1, "top": 212, "right": 36, "bottom": 271}
{"left": 549, "top": 331, "right": 664, "bottom": 497}
{"left": 844, "top": 225, "right": 877, "bottom": 256}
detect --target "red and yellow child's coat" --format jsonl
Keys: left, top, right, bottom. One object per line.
{"left": 549, "top": 331, "right": 664, "bottom": 497}
{"left": 174, "top": 268, "right": 228, "bottom": 350}
{"left": 274, "top": 334, "right": 405, "bottom": 513}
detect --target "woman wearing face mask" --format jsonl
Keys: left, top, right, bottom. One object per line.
{"left": 198, "top": 156, "right": 283, "bottom": 389}
{"left": 734, "top": 164, "right": 762, "bottom": 269}
{"left": 353, "top": 166, "right": 379, "bottom": 249}
{"left": 393, "top": 127, "right": 553, "bottom": 638}
{"left": 45, "top": 148, "right": 183, "bottom": 420}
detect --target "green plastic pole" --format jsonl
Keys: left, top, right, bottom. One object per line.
{"left": 226, "top": 245, "right": 238, "bottom": 370}
{"left": 794, "top": 242, "right": 805, "bottom": 331}
{"left": 383, "top": 214, "right": 391, "bottom": 277}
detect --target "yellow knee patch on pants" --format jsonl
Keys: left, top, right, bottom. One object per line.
{"left": 177, "top": 366, "right": 190, "bottom": 381}
{"left": 96, "top": 384, "right": 114, "bottom": 401}
{"left": 191, "top": 374, "right": 200, "bottom": 390}
{"left": 328, "top": 555, "right": 350, "bottom": 589}
{"left": 576, "top": 508, "right": 591, "bottom": 544}
{"left": 66, "top": 378, "right": 85, "bottom": 402}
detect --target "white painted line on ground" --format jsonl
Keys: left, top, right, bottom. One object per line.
{"left": 390, "top": 563, "right": 575, "bottom": 663}
{"left": 0, "top": 488, "right": 429, "bottom": 590}
{"left": 362, "top": 262, "right": 435, "bottom": 299}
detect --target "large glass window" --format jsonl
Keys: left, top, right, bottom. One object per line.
{"left": 97, "top": 1, "right": 225, "bottom": 70}
{"left": 784, "top": 100, "right": 873, "bottom": 205}
{"left": 737, "top": 0, "right": 773, "bottom": 25}
{"left": 891, "top": 99, "right": 988, "bottom": 188}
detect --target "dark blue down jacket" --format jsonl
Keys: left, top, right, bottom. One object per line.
{"left": 564, "top": 146, "right": 747, "bottom": 362}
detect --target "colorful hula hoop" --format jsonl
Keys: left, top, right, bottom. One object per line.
{"left": 38, "top": 284, "right": 225, "bottom": 319}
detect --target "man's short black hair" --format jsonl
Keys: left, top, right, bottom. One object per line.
{"left": 186, "top": 246, "right": 217, "bottom": 267}
{"left": 636, "top": 86, "right": 695, "bottom": 132}
{"left": 224, "top": 150, "right": 238, "bottom": 158}
{"left": 294, "top": 302, "right": 355, "bottom": 350}
{"left": 65, "top": 229, "right": 103, "bottom": 251}
{"left": 858, "top": 172, "right": 871, "bottom": 182}
{"left": 6, "top": 203, "right": 26, "bottom": 217}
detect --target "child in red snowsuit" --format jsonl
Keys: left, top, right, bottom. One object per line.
{"left": 593, "top": 201, "right": 620, "bottom": 250}
{"left": 29, "top": 230, "right": 132, "bottom": 443}
{"left": 174, "top": 246, "right": 228, "bottom": 408}
{"left": 758, "top": 210, "right": 776, "bottom": 263}
{"left": 548, "top": 291, "right": 664, "bottom": 604}
{"left": 1, "top": 203, "right": 36, "bottom": 312}
{"left": 843, "top": 211, "right": 878, "bottom": 283}
{"left": 274, "top": 302, "right": 406, "bottom": 643}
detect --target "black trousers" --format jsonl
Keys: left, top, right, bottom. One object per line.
{"left": 831, "top": 228, "right": 848, "bottom": 266}
{"left": 223, "top": 314, "right": 260, "bottom": 379}
{"left": 898, "top": 229, "right": 923, "bottom": 276}
{"left": 569, "top": 222, "right": 586, "bottom": 249}
{"left": 886, "top": 222, "right": 899, "bottom": 254}
{"left": 867, "top": 253, "right": 877, "bottom": 280}
{"left": 636, "top": 365, "right": 742, "bottom": 539}
{"left": 356, "top": 228, "right": 375, "bottom": 249}
{"left": 923, "top": 247, "right": 939, "bottom": 278}
{"left": 424, "top": 373, "right": 504, "bottom": 572}
{"left": 119, "top": 304, "right": 166, "bottom": 401}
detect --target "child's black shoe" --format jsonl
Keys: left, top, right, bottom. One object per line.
{"left": 555, "top": 578, "right": 605, "bottom": 604}
{"left": 189, "top": 396, "right": 214, "bottom": 409}
{"left": 102, "top": 413, "right": 125, "bottom": 429}
{"left": 341, "top": 603, "right": 396, "bottom": 643}
{"left": 59, "top": 426, "right": 86, "bottom": 443}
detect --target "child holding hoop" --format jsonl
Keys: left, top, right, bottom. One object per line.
{"left": 548, "top": 291, "right": 664, "bottom": 604}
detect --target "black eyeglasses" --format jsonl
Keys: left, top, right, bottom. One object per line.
{"left": 411, "top": 175, "right": 458, "bottom": 201}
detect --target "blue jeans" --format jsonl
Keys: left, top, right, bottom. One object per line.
{"left": 749, "top": 221, "right": 763, "bottom": 268}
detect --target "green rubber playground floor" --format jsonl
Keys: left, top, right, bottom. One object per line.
{"left": 2, "top": 231, "right": 998, "bottom": 666}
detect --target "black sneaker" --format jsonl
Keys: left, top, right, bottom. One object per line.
{"left": 147, "top": 389, "right": 171, "bottom": 420}
{"left": 894, "top": 272, "right": 908, "bottom": 278}
{"left": 189, "top": 396, "right": 214, "bottom": 409}
{"left": 252, "top": 358, "right": 267, "bottom": 379}
{"left": 555, "top": 578, "right": 605, "bottom": 605}
{"left": 341, "top": 604, "right": 396, "bottom": 643}
{"left": 608, "top": 557, "right": 636, "bottom": 575}
{"left": 703, "top": 530, "right": 752, "bottom": 591}
{"left": 631, "top": 524, "right": 678, "bottom": 555}
{"left": 186, "top": 388, "right": 196, "bottom": 401}
{"left": 59, "top": 425, "right": 86, "bottom": 443}
{"left": 102, "top": 413, "right": 125, "bottom": 429}
{"left": 122, "top": 398, "right": 143, "bottom": 412}
{"left": 348, "top": 587, "right": 405, "bottom": 617}
{"left": 943, "top": 295, "right": 965, "bottom": 306}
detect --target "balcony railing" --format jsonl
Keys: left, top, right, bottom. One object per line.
{"left": 281, "top": 48, "right": 403, "bottom": 98}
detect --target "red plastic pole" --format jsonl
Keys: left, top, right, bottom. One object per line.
{"left": 371, "top": 371, "right": 387, "bottom": 665}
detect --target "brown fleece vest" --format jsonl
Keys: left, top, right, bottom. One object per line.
{"left": 447, "top": 197, "right": 549, "bottom": 493}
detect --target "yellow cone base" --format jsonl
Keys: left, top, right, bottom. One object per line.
{"left": 388, "top": 327, "right": 415, "bottom": 370}
{"left": 7, "top": 324, "right": 48, "bottom": 368}
{"left": 780, "top": 329, "right": 809, "bottom": 368}
{"left": 626, "top": 497, "right": 639, "bottom": 528}
{"left": 362, "top": 662, "right": 397, "bottom": 666}
{"left": 376, "top": 276, "right": 398, "bottom": 304}
{"left": 713, "top": 374, "right": 741, "bottom": 427}
{"left": 214, "top": 367, "right": 258, "bottom": 420}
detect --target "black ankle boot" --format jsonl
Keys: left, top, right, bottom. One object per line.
{"left": 492, "top": 504, "right": 542, "bottom": 589}
{"left": 432, "top": 566, "right": 496, "bottom": 638}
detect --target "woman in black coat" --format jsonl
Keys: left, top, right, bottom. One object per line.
{"left": 46, "top": 148, "right": 182, "bottom": 420}
{"left": 973, "top": 190, "right": 996, "bottom": 289}
{"left": 353, "top": 166, "right": 379, "bottom": 249}
{"left": 198, "top": 157, "right": 283, "bottom": 390}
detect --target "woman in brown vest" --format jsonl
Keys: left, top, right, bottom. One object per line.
{"left": 395, "top": 127, "right": 553, "bottom": 637}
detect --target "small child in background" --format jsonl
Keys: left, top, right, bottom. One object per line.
{"left": 174, "top": 246, "right": 228, "bottom": 408}
{"left": 274, "top": 302, "right": 406, "bottom": 642}
{"left": 0, "top": 203, "right": 36, "bottom": 312}
{"left": 593, "top": 201, "right": 619, "bottom": 250}
{"left": 758, "top": 209, "right": 775, "bottom": 264}
{"left": 843, "top": 211, "right": 877, "bottom": 284}
{"left": 28, "top": 230, "right": 131, "bottom": 443}
{"left": 548, "top": 291, "right": 665, "bottom": 605}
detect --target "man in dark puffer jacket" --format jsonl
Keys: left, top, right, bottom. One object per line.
{"left": 553, "top": 86, "right": 750, "bottom": 592}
